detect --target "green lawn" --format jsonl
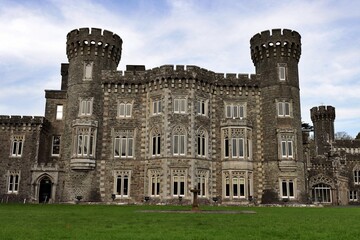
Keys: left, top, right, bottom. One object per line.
{"left": 0, "top": 204, "right": 359, "bottom": 239}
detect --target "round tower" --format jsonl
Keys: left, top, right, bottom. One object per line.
{"left": 310, "top": 105, "right": 336, "bottom": 156}
{"left": 250, "top": 29, "right": 304, "bottom": 201}
{"left": 61, "top": 28, "right": 122, "bottom": 201}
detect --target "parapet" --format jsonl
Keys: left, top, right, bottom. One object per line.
{"left": 66, "top": 28, "right": 123, "bottom": 66}
{"left": 0, "top": 115, "right": 46, "bottom": 126}
{"left": 310, "top": 105, "right": 336, "bottom": 121}
{"left": 101, "top": 64, "right": 260, "bottom": 87}
{"left": 250, "top": 29, "right": 301, "bottom": 64}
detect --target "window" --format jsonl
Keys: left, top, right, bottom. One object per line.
{"left": 232, "top": 138, "right": 244, "bottom": 158}
{"left": 114, "top": 171, "right": 131, "bottom": 198}
{"left": 280, "top": 179, "right": 295, "bottom": 199}
{"left": 281, "top": 140, "right": 294, "bottom": 159}
{"left": 56, "top": 105, "right": 63, "bottom": 120}
{"left": 83, "top": 62, "right": 93, "bottom": 80}
{"left": 149, "top": 170, "right": 161, "bottom": 197}
{"left": 114, "top": 130, "right": 134, "bottom": 158}
{"left": 279, "top": 66, "right": 286, "bottom": 81}
{"left": 79, "top": 98, "right": 93, "bottom": 116}
{"left": 349, "top": 191, "right": 358, "bottom": 201}
{"left": 277, "top": 101, "right": 291, "bottom": 117}
{"left": 354, "top": 170, "right": 360, "bottom": 184}
{"left": 224, "top": 171, "right": 251, "bottom": 199}
{"left": 11, "top": 135, "right": 24, "bottom": 157}
{"left": 7, "top": 172, "right": 20, "bottom": 194}
{"left": 152, "top": 99, "right": 162, "bottom": 115}
{"left": 118, "top": 102, "right": 132, "bottom": 118}
{"left": 73, "top": 127, "right": 96, "bottom": 157}
{"left": 222, "top": 128, "right": 252, "bottom": 160}
{"left": 197, "top": 171, "right": 208, "bottom": 197}
{"left": 225, "top": 103, "right": 245, "bottom": 119}
{"left": 151, "top": 128, "right": 161, "bottom": 156}
{"left": 197, "top": 129, "right": 207, "bottom": 157}
{"left": 173, "top": 126, "right": 186, "bottom": 156}
{"left": 52, "top": 136, "right": 61, "bottom": 156}
{"left": 312, "top": 183, "right": 332, "bottom": 203}
{"left": 196, "top": 99, "right": 208, "bottom": 116}
{"left": 174, "top": 98, "right": 186, "bottom": 114}
{"left": 172, "top": 170, "right": 186, "bottom": 197}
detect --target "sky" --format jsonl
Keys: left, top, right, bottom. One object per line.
{"left": 0, "top": 0, "right": 359, "bottom": 137}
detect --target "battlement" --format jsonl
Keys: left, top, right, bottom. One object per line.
{"left": 102, "top": 64, "right": 260, "bottom": 86}
{"left": 66, "top": 28, "right": 123, "bottom": 66}
{"left": 250, "top": 29, "right": 301, "bottom": 64}
{"left": 0, "top": 115, "right": 46, "bottom": 125}
{"left": 310, "top": 106, "right": 336, "bottom": 121}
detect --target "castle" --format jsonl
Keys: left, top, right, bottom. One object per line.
{"left": 0, "top": 27, "right": 358, "bottom": 205}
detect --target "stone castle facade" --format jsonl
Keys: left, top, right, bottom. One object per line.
{"left": 0, "top": 27, "right": 358, "bottom": 205}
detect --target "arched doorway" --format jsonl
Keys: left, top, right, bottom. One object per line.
{"left": 39, "top": 177, "right": 52, "bottom": 203}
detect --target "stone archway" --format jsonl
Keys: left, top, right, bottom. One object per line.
{"left": 39, "top": 176, "right": 52, "bottom": 203}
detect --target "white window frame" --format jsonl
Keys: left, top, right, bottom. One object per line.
{"left": 152, "top": 99, "right": 162, "bottom": 115}
{"left": 56, "top": 105, "right": 63, "bottom": 120}
{"left": 83, "top": 62, "right": 93, "bottom": 81}
{"left": 73, "top": 127, "right": 96, "bottom": 157}
{"left": 349, "top": 191, "right": 358, "bottom": 201}
{"left": 174, "top": 98, "right": 186, "bottom": 114}
{"left": 281, "top": 140, "right": 294, "bottom": 159}
{"left": 224, "top": 173, "right": 248, "bottom": 199}
{"left": 277, "top": 101, "right": 291, "bottom": 117}
{"left": 196, "top": 99, "right": 208, "bottom": 116}
{"left": 354, "top": 170, "right": 360, "bottom": 184}
{"left": 225, "top": 103, "right": 245, "bottom": 119}
{"left": 79, "top": 98, "right": 93, "bottom": 116}
{"left": 231, "top": 138, "right": 245, "bottom": 158}
{"left": 173, "top": 134, "right": 186, "bottom": 156}
{"left": 114, "top": 134, "right": 134, "bottom": 158}
{"left": 172, "top": 170, "right": 186, "bottom": 197}
{"left": 51, "top": 135, "right": 61, "bottom": 156}
{"left": 197, "top": 171, "right": 208, "bottom": 197}
{"left": 280, "top": 179, "right": 295, "bottom": 199}
{"left": 149, "top": 171, "right": 161, "bottom": 197}
{"left": 152, "top": 134, "right": 161, "bottom": 156}
{"left": 7, "top": 172, "right": 20, "bottom": 194}
{"left": 11, "top": 135, "right": 24, "bottom": 157}
{"left": 197, "top": 129, "right": 207, "bottom": 157}
{"left": 118, "top": 102, "right": 132, "bottom": 118}
{"left": 312, "top": 183, "right": 332, "bottom": 203}
{"left": 279, "top": 66, "right": 286, "bottom": 81}
{"left": 114, "top": 171, "right": 131, "bottom": 198}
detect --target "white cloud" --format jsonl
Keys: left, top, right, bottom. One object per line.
{"left": 0, "top": 0, "right": 359, "bottom": 136}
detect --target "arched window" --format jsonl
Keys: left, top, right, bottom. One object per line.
{"left": 151, "top": 127, "right": 161, "bottom": 156}
{"left": 196, "top": 128, "right": 207, "bottom": 157}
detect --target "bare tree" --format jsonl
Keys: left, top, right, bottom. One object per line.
{"left": 334, "top": 131, "right": 353, "bottom": 140}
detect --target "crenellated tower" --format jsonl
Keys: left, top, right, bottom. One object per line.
{"left": 250, "top": 29, "right": 304, "bottom": 201}
{"left": 61, "top": 28, "right": 122, "bottom": 201}
{"left": 310, "top": 105, "right": 336, "bottom": 156}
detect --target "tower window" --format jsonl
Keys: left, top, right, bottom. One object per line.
{"left": 277, "top": 101, "right": 291, "bottom": 117}
{"left": 79, "top": 98, "right": 93, "bottom": 116}
{"left": 225, "top": 103, "right": 245, "bottom": 119}
{"left": 56, "top": 105, "right": 63, "bottom": 120}
{"left": 280, "top": 179, "right": 295, "bottom": 199}
{"left": 83, "top": 62, "right": 93, "bottom": 81}
{"left": 279, "top": 66, "right": 286, "bottom": 81}
{"left": 52, "top": 135, "right": 61, "bottom": 156}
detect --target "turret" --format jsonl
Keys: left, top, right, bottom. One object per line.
{"left": 62, "top": 28, "right": 122, "bottom": 171}
{"left": 311, "top": 106, "right": 336, "bottom": 155}
{"left": 250, "top": 29, "right": 304, "bottom": 201}
{"left": 250, "top": 29, "right": 301, "bottom": 88}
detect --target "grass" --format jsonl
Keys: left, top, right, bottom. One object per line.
{"left": 0, "top": 204, "right": 359, "bottom": 240}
